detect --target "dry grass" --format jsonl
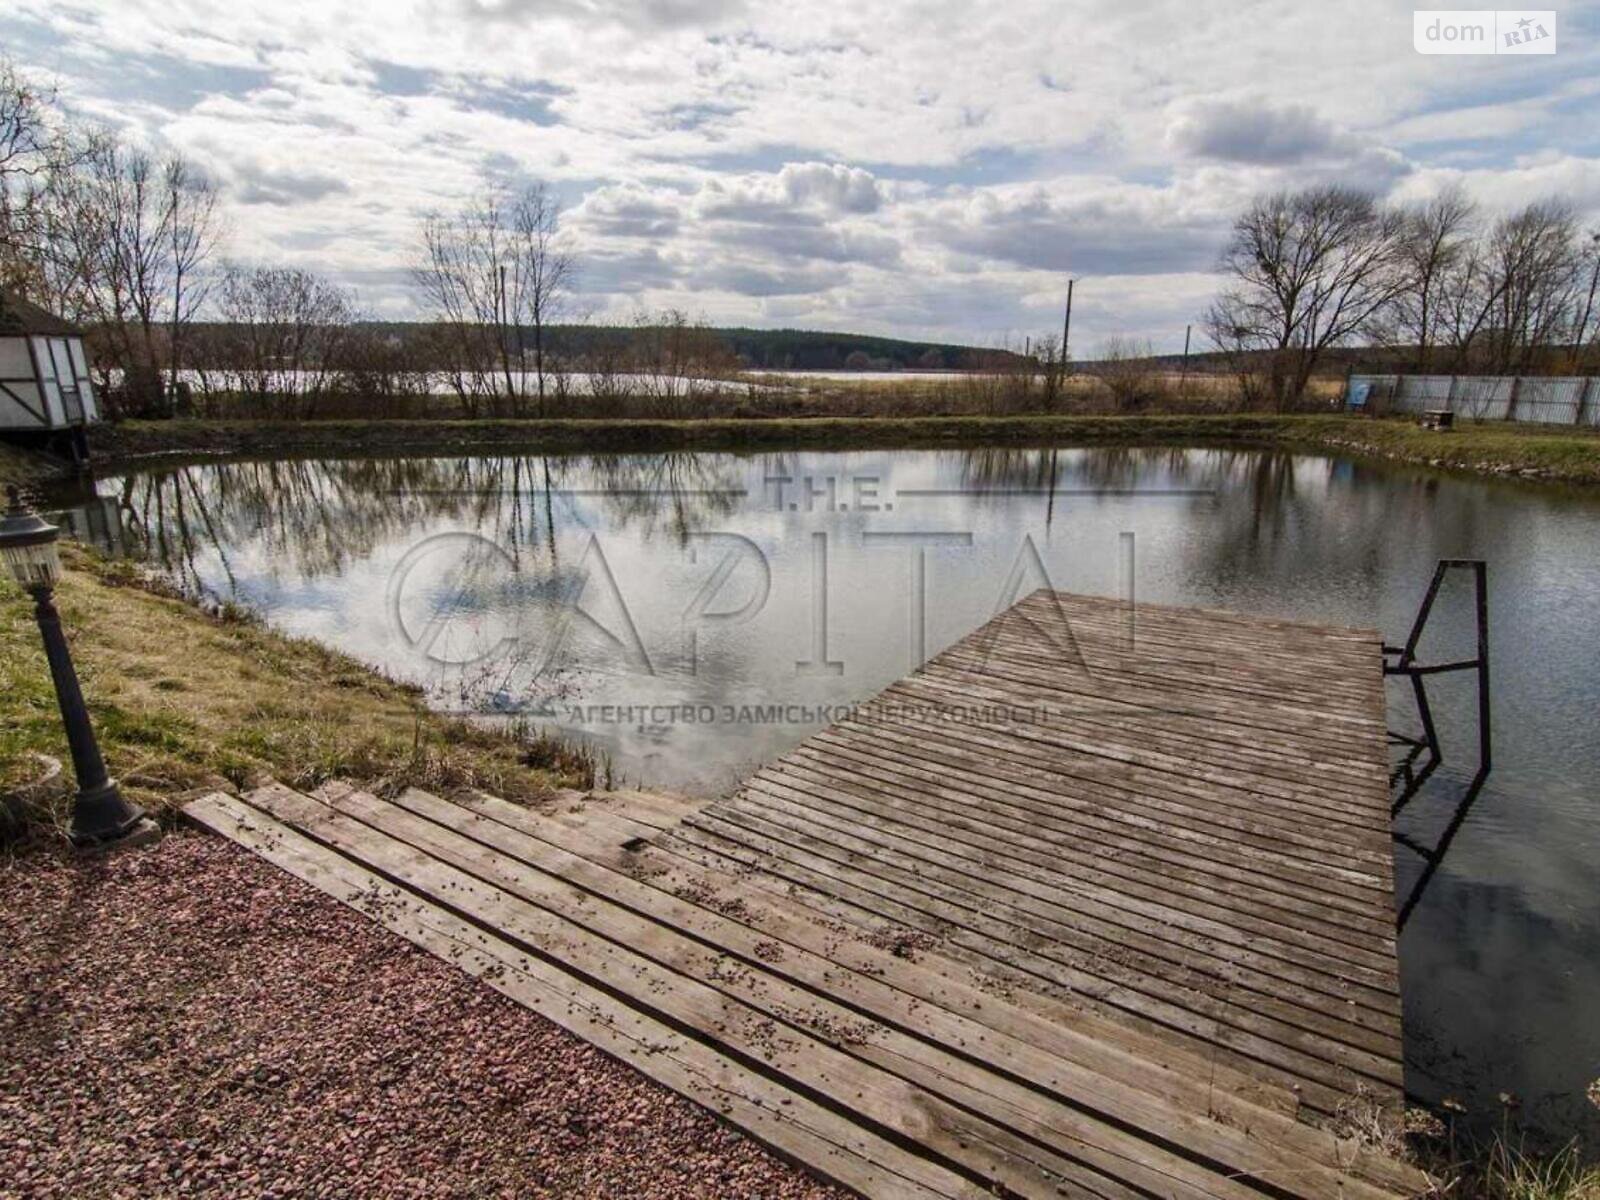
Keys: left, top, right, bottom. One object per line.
{"left": 1330, "top": 1088, "right": 1600, "bottom": 1200}
{"left": 1417, "top": 1136, "right": 1600, "bottom": 1200}
{"left": 0, "top": 545, "right": 576, "bottom": 842}
{"left": 1477, "top": 1140, "right": 1600, "bottom": 1200}
{"left": 748, "top": 371, "right": 1301, "bottom": 417}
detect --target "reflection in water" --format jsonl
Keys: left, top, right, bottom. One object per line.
{"left": 51, "top": 445, "right": 1600, "bottom": 1150}
{"left": 93, "top": 454, "right": 746, "bottom": 595}
{"left": 1394, "top": 760, "right": 1491, "bottom": 930}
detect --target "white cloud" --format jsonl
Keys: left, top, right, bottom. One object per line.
{"left": 1167, "top": 98, "right": 1345, "bottom": 165}
{"left": 777, "top": 163, "right": 884, "bottom": 213}
{"left": 4, "top": 0, "right": 1598, "bottom": 345}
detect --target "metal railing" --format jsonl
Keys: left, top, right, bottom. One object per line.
{"left": 1385, "top": 559, "right": 1492, "bottom": 929}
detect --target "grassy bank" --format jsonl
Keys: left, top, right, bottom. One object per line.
{"left": 1293, "top": 416, "right": 1600, "bottom": 483}
{"left": 0, "top": 440, "right": 70, "bottom": 493}
{"left": 77, "top": 412, "right": 1600, "bottom": 486}
{"left": 0, "top": 545, "right": 586, "bottom": 841}
{"left": 90, "top": 412, "right": 1323, "bottom": 460}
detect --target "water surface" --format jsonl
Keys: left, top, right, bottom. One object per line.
{"left": 60, "top": 445, "right": 1600, "bottom": 1148}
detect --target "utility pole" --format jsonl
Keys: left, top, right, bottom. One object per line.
{"left": 1180, "top": 323, "right": 1192, "bottom": 398}
{"left": 1060, "top": 279, "right": 1075, "bottom": 373}
{"left": 1054, "top": 279, "right": 1074, "bottom": 406}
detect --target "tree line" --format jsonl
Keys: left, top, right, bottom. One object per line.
{"left": 1206, "top": 185, "right": 1600, "bottom": 409}
{"left": 0, "top": 57, "right": 753, "bottom": 420}
{"left": 6, "top": 56, "right": 1600, "bottom": 421}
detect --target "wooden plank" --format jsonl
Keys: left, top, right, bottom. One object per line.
{"left": 952, "top": 610, "right": 1386, "bottom": 747}
{"left": 448, "top": 785, "right": 1429, "bottom": 1198}
{"left": 939, "top": 618, "right": 1385, "bottom": 736}
{"left": 779, "top": 734, "right": 1397, "bottom": 943}
{"left": 359, "top": 782, "right": 1420, "bottom": 1200}
{"left": 969, "top": 599, "right": 1384, "bottom": 706}
{"left": 665, "top": 814, "right": 1366, "bottom": 1120}
{"left": 703, "top": 792, "right": 1403, "bottom": 1076}
{"left": 444, "top": 790, "right": 1433, "bottom": 1200}
{"left": 803, "top": 722, "right": 1395, "bottom": 923}
{"left": 739, "top": 763, "right": 1404, "bottom": 1023}
{"left": 328, "top": 783, "right": 1413, "bottom": 1200}
{"left": 447, "top": 786, "right": 1302, "bottom": 1116}
{"left": 681, "top": 805, "right": 1399, "bottom": 1111}
{"left": 238, "top": 783, "right": 1174, "bottom": 1200}
{"left": 830, "top": 706, "right": 1394, "bottom": 887}
{"left": 182, "top": 793, "right": 971, "bottom": 1200}
{"left": 918, "top": 649, "right": 1387, "bottom": 796}
{"left": 704, "top": 589, "right": 1404, "bottom": 1127}
{"left": 179, "top": 585, "right": 1418, "bottom": 1200}
{"left": 946, "top": 600, "right": 1386, "bottom": 712}
{"left": 881, "top": 672, "right": 1389, "bottom": 831}
{"left": 658, "top": 817, "right": 1372, "bottom": 1116}
{"left": 1006, "top": 591, "right": 1382, "bottom": 659}
{"left": 783, "top": 733, "right": 1399, "bottom": 947}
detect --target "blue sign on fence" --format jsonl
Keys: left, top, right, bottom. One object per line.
{"left": 1347, "top": 380, "right": 1372, "bottom": 411}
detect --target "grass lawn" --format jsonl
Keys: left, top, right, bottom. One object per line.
{"left": 76, "top": 412, "right": 1600, "bottom": 485}
{"left": 1281, "top": 414, "right": 1600, "bottom": 482}
{"left": 0, "top": 545, "right": 581, "bottom": 840}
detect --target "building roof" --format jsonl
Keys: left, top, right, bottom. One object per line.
{"left": 0, "top": 290, "right": 80, "bottom": 336}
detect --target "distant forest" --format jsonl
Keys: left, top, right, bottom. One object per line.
{"left": 332, "top": 323, "right": 1029, "bottom": 373}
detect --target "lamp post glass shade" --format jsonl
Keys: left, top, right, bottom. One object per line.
{"left": 1, "top": 485, "right": 62, "bottom": 589}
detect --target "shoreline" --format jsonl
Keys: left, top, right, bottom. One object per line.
{"left": 2, "top": 412, "right": 1597, "bottom": 491}
{"left": 0, "top": 546, "right": 589, "bottom": 837}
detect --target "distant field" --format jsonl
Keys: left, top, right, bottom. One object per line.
{"left": 147, "top": 364, "right": 1343, "bottom": 421}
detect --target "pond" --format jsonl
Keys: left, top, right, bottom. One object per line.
{"left": 56, "top": 444, "right": 1600, "bottom": 1149}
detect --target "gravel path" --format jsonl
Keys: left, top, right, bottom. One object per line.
{"left": 0, "top": 830, "right": 852, "bottom": 1200}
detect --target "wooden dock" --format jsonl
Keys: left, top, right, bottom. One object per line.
{"left": 187, "top": 590, "right": 1421, "bottom": 1199}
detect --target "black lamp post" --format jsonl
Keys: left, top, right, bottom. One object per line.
{"left": 1, "top": 485, "right": 151, "bottom": 848}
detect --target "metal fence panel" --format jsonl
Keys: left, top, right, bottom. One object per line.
{"left": 1399, "top": 376, "right": 1455, "bottom": 406}
{"left": 1456, "top": 377, "right": 1513, "bottom": 421}
{"left": 1515, "top": 377, "right": 1586, "bottom": 424}
{"left": 1347, "top": 374, "right": 1598, "bottom": 426}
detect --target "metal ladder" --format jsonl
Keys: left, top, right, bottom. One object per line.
{"left": 1385, "top": 559, "right": 1492, "bottom": 928}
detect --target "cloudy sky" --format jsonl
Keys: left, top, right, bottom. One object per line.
{"left": 4, "top": 0, "right": 1599, "bottom": 350}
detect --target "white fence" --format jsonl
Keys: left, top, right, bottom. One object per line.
{"left": 1348, "top": 374, "right": 1600, "bottom": 426}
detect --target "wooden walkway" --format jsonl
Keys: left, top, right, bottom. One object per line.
{"left": 187, "top": 590, "right": 1421, "bottom": 1199}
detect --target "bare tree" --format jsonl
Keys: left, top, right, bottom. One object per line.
{"left": 0, "top": 56, "right": 78, "bottom": 293}
{"left": 1572, "top": 228, "right": 1600, "bottom": 370}
{"left": 510, "top": 184, "right": 572, "bottom": 415}
{"left": 1433, "top": 236, "right": 1502, "bottom": 371}
{"left": 629, "top": 308, "right": 738, "bottom": 417}
{"left": 412, "top": 178, "right": 574, "bottom": 418}
{"left": 1092, "top": 335, "right": 1161, "bottom": 411}
{"left": 1, "top": 62, "right": 227, "bottom": 416}
{"left": 1033, "top": 332, "right": 1065, "bottom": 409}
{"left": 411, "top": 217, "right": 495, "bottom": 417}
{"left": 1390, "top": 187, "right": 1477, "bottom": 369}
{"left": 163, "top": 157, "right": 220, "bottom": 401}
{"left": 33, "top": 137, "right": 222, "bottom": 415}
{"left": 214, "top": 263, "right": 356, "bottom": 419}
{"left": 1481, "top": 200, "right": 1580, "bottom": 373}
{"left": 333, "top": 322, "right": 430, "bottom": 414}
{"left": 1205, "top": 186, "right": 1407, "bottom": 408}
